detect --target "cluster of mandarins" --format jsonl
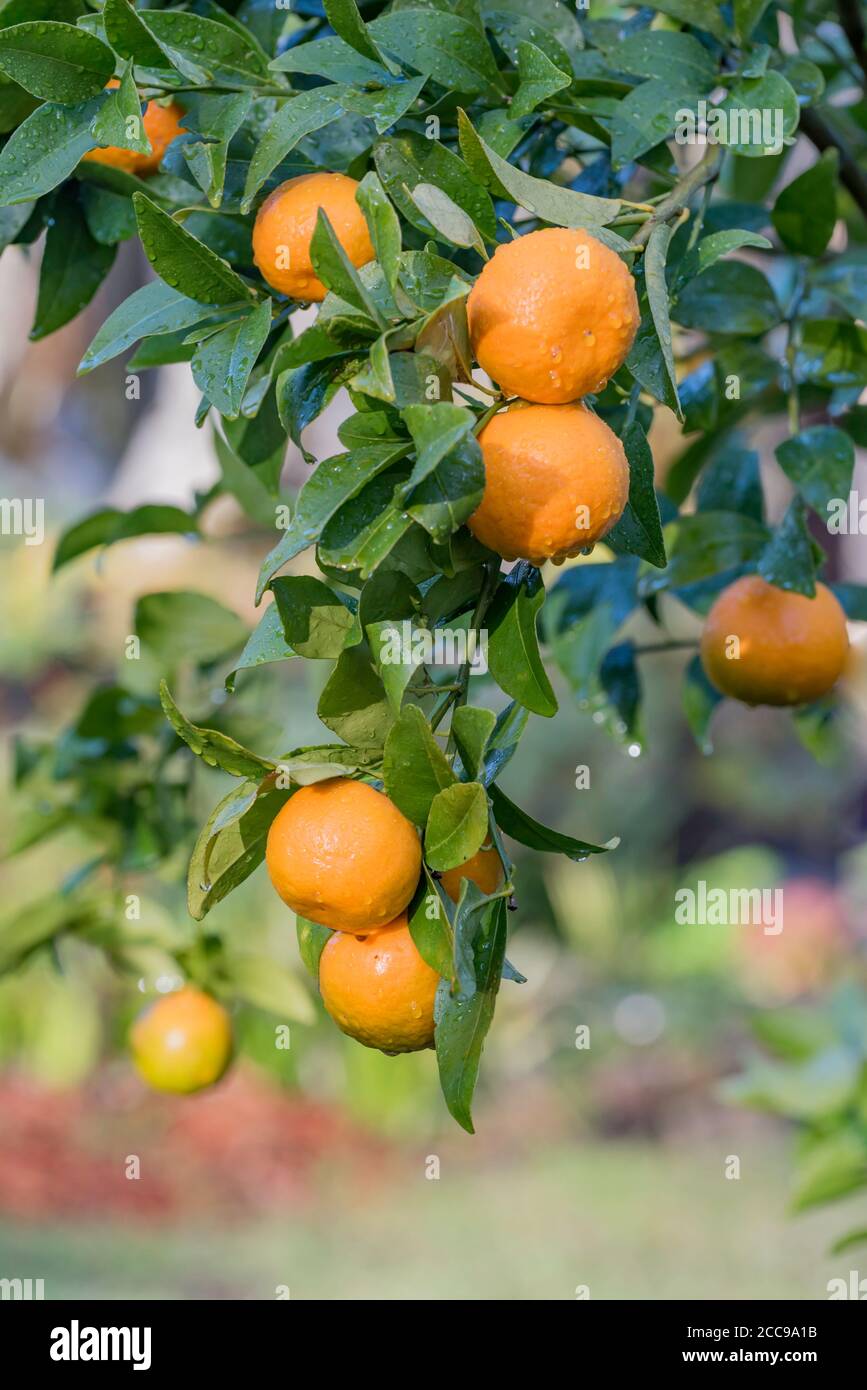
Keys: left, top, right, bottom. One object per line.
{"left": 117, "top": 126, "right": 848, "bottom": 1094}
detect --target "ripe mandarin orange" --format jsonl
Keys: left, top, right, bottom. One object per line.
{"left": 265, "top": 777, "right": 422, "bottom": 933}
{"left": 440, "top": 842, "right": 504, "bottom": 901}
{"left": 468, "top": 401, "right": 629, "bottom": 563}
{"left": 700, "top": 575, "right": 849, "bottom": 706}
{"left": 252, "top": 172, "right": 374, "bottom": 301}
{"left": 129, "top": 986, "right": 233, "bottom": 1094}
{"left": 467, "top": 227, "right": 640, "bottom": 403}
{"left": 84, "top": 82, "right": 186, "bottom": 176}
{"left": 318, "top": 912, "right": 439, "bottom": 1053}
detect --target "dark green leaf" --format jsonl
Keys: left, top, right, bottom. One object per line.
{"left": 383, "top": 703, "right": 456, "bottom": 825}
{"left": 425, "top": 781, "right": 489, "bottom": 872}
{"left": 161, "top": 681, "right": 275, "bottom": 780}
{"left": 606, "top": 421, "right": 667, "bottom": 568}
{"left": 434, "top": 896, "right": 506, "bottom": 1133}
{"left": 369, "top": 8, "right": 503, "bottom": 98}
{"left": 225, "top": 602, "right": 296, "bottom": 692}
{"left": 188, "top": 776, "right": 290, "bottom": 920}
{"left": 79, "top": 279, "right": 212, "bottom": 374}
{"left": 317, "top": 642, "right": 393, "bottom": 746}
{"left": 53, "top": 504, "right": 195, "bottom": 572}
{"left": 487, "top": 562, "right": 557, "bottom": 717}
{"left": 134, "top": 192, "right": 255, "bottom": 306}
{"left": 0, "top": 21, "right": 114, "bottom": 103}
{"left": 0, "top": 95, "right": 104, "bottom": 206}
{"left": 139, "top": 592, "right": 249, "bottom": 670}
{"left": 674, "top": 261, "right": 780, "bottom": 335}
{"left": 757, "top": 495, "right": 818, "bottom": 597}
{"left": 489, "top": 783, "right": 613, "bottom": 860}
{"left": 776, "top": 426, "right": 854, "bottom": 520}
{"left": 31, "top": 190, "right": 115, "bottom": 340}
{"left": 192, "top": 299, "right": 272, "bottom": 418}
{"left": 772, "top": 149, "right": 838, "bottom": 257}
{"left": 271, "top": 575, "right": 359, "bottom": 658}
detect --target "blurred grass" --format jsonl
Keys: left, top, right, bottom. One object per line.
{"left": 0, "top": 1138, "right": 850, "bottom": 1300}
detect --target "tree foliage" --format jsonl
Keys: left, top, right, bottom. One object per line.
{"left": 4, "top": 0, "right": 867, "bottom": 1136}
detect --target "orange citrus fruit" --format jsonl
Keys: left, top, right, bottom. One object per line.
{"left": 318, "top": 912, "right": 439, "bottom": 1053}
{"left": 468, "top": 400, "right": 629, "bottom": 563}
{"left": 129, "top": 986, "right": 232, "bottom": 1094}
{"left": 84, "top": 82, "right": 186, "bottom": 176}
{"left": 440, "top": 842, "right": 503, "bottom": 901}
{"left": 467, "top": 227, "right": 640, "bottom": 403}
{"left": 252, "top": 172, "right": 374, "bottom": 301}
{"left": 266, "top": 777, "right": 422, "bottom": 933}
{"left": 700, "top": 575, "right": 849, "bottom": 707}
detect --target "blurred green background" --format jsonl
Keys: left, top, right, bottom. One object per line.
{"left": 1, "top": 224, "right": 867, "bottom": 1301}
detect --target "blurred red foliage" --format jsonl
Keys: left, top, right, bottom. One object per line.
{"left": 0, "top": 1068, "right": 389, "bottom": 1223}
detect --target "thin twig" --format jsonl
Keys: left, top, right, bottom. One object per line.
{"left": 631, "top": 146, "right": 722, "bottom": 250}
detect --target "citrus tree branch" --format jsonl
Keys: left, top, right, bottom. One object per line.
{"left": 798, "top": 106, "right": 867, "bottom": 218}
{"left": 631, "top": 146, "right": 722, "bottom": 249}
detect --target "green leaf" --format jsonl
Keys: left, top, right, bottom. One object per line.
{"left": 604, "top": 29, "right": 717, "bottom": 89}
{"left": 161, "top": 681, "right": 275, "bottom": 781}
{"left": 78, "top": 279, "right": 213, "bottom": 374}
{"left": 776, "top": 426, "right": 854, "bottom": 521}
{"left": 401, "top": 402, "right": 476, "bottom": 492}
{"left": 425, "top": 781, "right": 489, "bottom": 872}
{"left": 457, "top": 112, "right": 624, "bottom": 241}
{"left": 734, "top": 0, "right": 772, "bottom": 41}
{"left": 406, "top": 437, "right": 485, "bottom": 545}
{"left": 434, "top": 896, "right": 506, "bottom": 1133}
{"left": 91, "top": 59, "right": 150, "bottom": 157}
{"left": 408, "top": 872, "right": 453, "bottom": 981}
{"left": 0, "top": 95, "right": 103, "bottom": 206}
{"left": 53, "top": 504, "right": 195, "bottom": 572}
{"left": 133, "top": 192, "right": 255, "bottom": 307}
{"left": 317, "top": 642, "right": 393, "bottom": 746}
{"left": 369, "top": 8, "right": 503, "bottom": 98}
{"left": 271, "top": 575, "right": 359, "bottom": 658}
{"left": 102, "top": 0, "right": 166, "bottom": 68}
{"left": 718, "top": 72, "right": 800, "bottom": 157}
{"left": 643, "top": 0, "right": 728, "bottom": 41}
{"left": 30, "top": 189, "right": 115, "bottom": 341}
{"left": 606, "top": 421, "right": 667, "bottom": 569}
{"left": 367, "top": 618, "right": 425, "bottom": 714}
{"left": 383, "top": 703, "right": 455, "bottom": 825}
{"left": 795, "top": 320, "right": 867, "bottom": 388}
{"left": 271, "top": 34, "right": 388, "bottom": 87}
{"left": 296, "top": 916, "right": 334, "bottom": 979}
{"left": 226, "top": 953, "right": 314, "bottom": 1023}
{"left": 638, "top": 512, "right": 769, "bottom": 596}
{"left": 757, "top": 495, "right": 818, "bottom": 597}
{"left": 241, "top": 87, "right": 347, "bottom": 212}
{"left": 355, "top": 169, "right": 401, "bottom": 291}
{"left": 791, "top": 1129, "right": 867, "bottom": 1212}
{"left": 451, "top": 705, "right": 496, "bottom": 781}
{"left": 0, "top": 22, "right": 114, "bottom": 103}
{"left": 722, "top": 1047, "right": 861, "bottom": 1120}
{"left": 511, "top": 40, "right": 571, "bottom": 119}
{"left": 482, "top": 700, "right": 528, "bottom": 785}
{"left": 629, "top": 221, "right": 681, "bottom": 418}
{"left": 0, "top": 893, "right": 108, "bottom": 976}
{"left": 672, "top": 229, "right": 773, "bottom": 291}
{"left": 374, "top": 131, "right": 497, "bottom": 243}
{"left": 772, "top": 150, "right": 838, "bottom": 257}
{"left": 489, "top": 783, "right": 614, "bottom": 860}
{"left": 138, "top": 592, "right": 249, "bottom": 670}
{"left": 140, "top": 9, "right": 270, "bottom": 87}
{"left": 256, "top": 440, "right": 409, "bottom": 599}
{"left": 682, "top": 654, "right": 723, "bottom": 754}
{"left": 340, "top": 74, "right": 427, "bottom": 135}
{"left": 192, "top": 299, "right": 272, "bottom": 418}
{"left": 487, "top": 562, "right": 557, "bottom": 718}
{"left": 674, "top": 261, "right": 780, "bottom": 335}
{"left": 404, "top": 181, "right": 486, "bottom": 255}
{"left": 225, "top": 602, "right": 296, "bottom": 692}
{"left": 310, "top": 207, "right": 385, "bottom": 326}
{"left": 612, "top": 79, "right": 700, "bottom": 168}
{"left": 324, "top": 0, "right": 393, "bottom": 70}
{"left": 318, "top": 466, "right": 414, "bottom": 578}
{"left": 187, "top": 776, "right": 290, "bottom": 920}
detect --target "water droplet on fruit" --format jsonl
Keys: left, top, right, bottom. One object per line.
{"left": 584, "top": 330, "right": 596, "bottom": 345}
{"left": 549, "top": 371, "right": 561, "bottom": 387}
{"left": 550, "top": 345, "right": 562, "bottom": 362}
